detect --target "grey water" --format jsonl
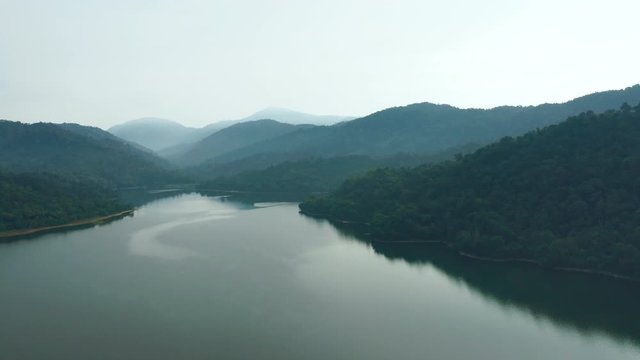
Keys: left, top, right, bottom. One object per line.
{"left": 1, "top": 193, "right": 640, "bottom": 360}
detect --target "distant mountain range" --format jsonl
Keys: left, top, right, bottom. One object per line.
{"left": 169, "top": 120, "right": 314, "bottom": 166}
{"left": 4, "top": 85, "right": 639, "bottom": 186}
{"left": 169, "top": 85, "right": 640, "bottom": 174}
{"left": 109, "top": 117, "right": 196, "bottom": 152}
{"left": 108, "top": 108, "right": 354, "bottom": 152}
{"left": 240, "top": 107, "right": 354, "bottom": 125}
{"left": 230, "top": 86, "right": 640, "bottom": 159}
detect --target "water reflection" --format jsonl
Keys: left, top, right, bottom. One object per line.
{"left": 128, "top": 194, "right": 238, "bottom": 260}
{"left": 129, "top": 214, "right": 232, "bottom": 260}
{"left": 197, "top": 190, "right": 317, "bottom": 204}
{"left": 306, "top": 215, "right": 640, "bottom": 346}
{"left": 118, "top": 188, "right": 193, "bottom": 208}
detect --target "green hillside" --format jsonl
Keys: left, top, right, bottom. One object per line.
{"left": 173, "top": 120, "right": 314, "bottom": 166}
{"left": 199, "top": 146, "right": 479, "bottom": 193}
{"left": 0, "top": 171, "right": 128, "bottom": 232}
{"left": 300, "top": 104, "right": 640, "bottom": 279}
{"left": 215, "top": 86, "right": 640, "bottom": 167}
{"left": 0, "top": 120, "right": 180, "bottom": 187}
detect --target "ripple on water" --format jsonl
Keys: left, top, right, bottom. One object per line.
{"left": 129, "top": 210, "right": 234, "bottom": 260}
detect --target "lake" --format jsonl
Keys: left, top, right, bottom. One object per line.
{"left": 1, "top": 192, "right": 640, "bottom": 359}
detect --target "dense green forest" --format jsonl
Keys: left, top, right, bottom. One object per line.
{"left": 0, "top": 120, "right": 183, "bottom": 187}
{"left": 0, "top": 171, "right": 129, "bottom": 232}
{"left": 300, "top": 104, "right": 640, "bottom": 279}
{"left": 198, "top": 145, "right": 480, "bottom": 193}
{"left": 200, "top": 156, "right": 379, "bottom": 193}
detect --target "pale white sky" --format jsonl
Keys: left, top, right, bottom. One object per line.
{"left": 1, "top": 0, "right": 638, "bottom": 128}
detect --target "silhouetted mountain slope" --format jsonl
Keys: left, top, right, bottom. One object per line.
{"left": 172, "top": 120, "right": 314, "bottom": 166}
{"left": 214, "top": 85, "right": 640, "bottom": 166}
{"left": 241, "top": 107, "right": 354, "bottom": 125}
{"left": 108, "top": 117, "right": 195, "bottom": 151}
{"left": 111, "top": 109, "right": 354, "bottom": 155}
{"left": 0, "top": 120, "right": 179, "bottom": 186}
{"left": 59, "top": 123, "right": 156, "bottom": 153}
{"left": 301, "top": 104, "right": 640, "bottom": 279}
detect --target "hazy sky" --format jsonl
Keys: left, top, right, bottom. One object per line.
{"left": 1, "top": 0, "right": 639, "bottom": 128}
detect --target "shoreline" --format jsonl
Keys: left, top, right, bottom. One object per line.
{"left": 378, "top": 237, "right": 640, "bottom": 283}
{"left": 300, "top": 210, "right": 640, "bottom": 284}
{"left": 0, "top": 209, "right": 134, "bottom": 240}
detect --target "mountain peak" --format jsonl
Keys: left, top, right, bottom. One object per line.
{"left": 243, "top": 107, "right": 354, "bottom": 125}
{"left": 110, "top": 117, "right": 189, "bottom": 129}
{"left": 108, "top": 117, "right": 196, "bottom": 151}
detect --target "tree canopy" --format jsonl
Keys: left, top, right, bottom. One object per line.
{"left": 0, "top": 171, "right": 129, "bottom": 232}
{"left": 301, "top": 104, "right": 640, "bottom": 279}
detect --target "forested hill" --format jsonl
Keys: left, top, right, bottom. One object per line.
{"left": 0, "top": 171, "right": 128, "bottom": 232}
{"left": 109, "top": 117, "right": 195, "bottom": 151}
{"left": 300, "top": 104, "right": 640, "bottom": 279}
{"left": 0, "top": 120, "right": 180, "bottom": 186}
{"left": 215, "top": 85, "right": 640, "bottom": 165}
{"left": 171, "top": 120, "right": 315, "bottom": 166}
{"left": 198, "top": 146, "right": 479, "bottom": 194}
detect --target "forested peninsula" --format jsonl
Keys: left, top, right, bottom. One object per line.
{"left": 0, "top": 171, "right": 130, "bottom": 235}
{"left": 300, "top": 105, "right": 640, "bottom": 279}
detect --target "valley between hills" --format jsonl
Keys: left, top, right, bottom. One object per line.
{"left": 2, "top": 85, "right": 640, "bottom": 280}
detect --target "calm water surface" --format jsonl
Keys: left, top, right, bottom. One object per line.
{"left": 1, "top": 193, "right": 640, "bottom": 359}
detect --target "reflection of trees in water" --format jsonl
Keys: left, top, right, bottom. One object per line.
{"left": 122, "top": 190, "right": 293, "bottom": 210}
{"left": 198, "top": 191, "right": 313, "bottom": 204}
{"left": 119, "top": 189, "right": 192, "bottom": 208}
{"left": 305, "top": 214, "right": 640, "bottom": 346}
